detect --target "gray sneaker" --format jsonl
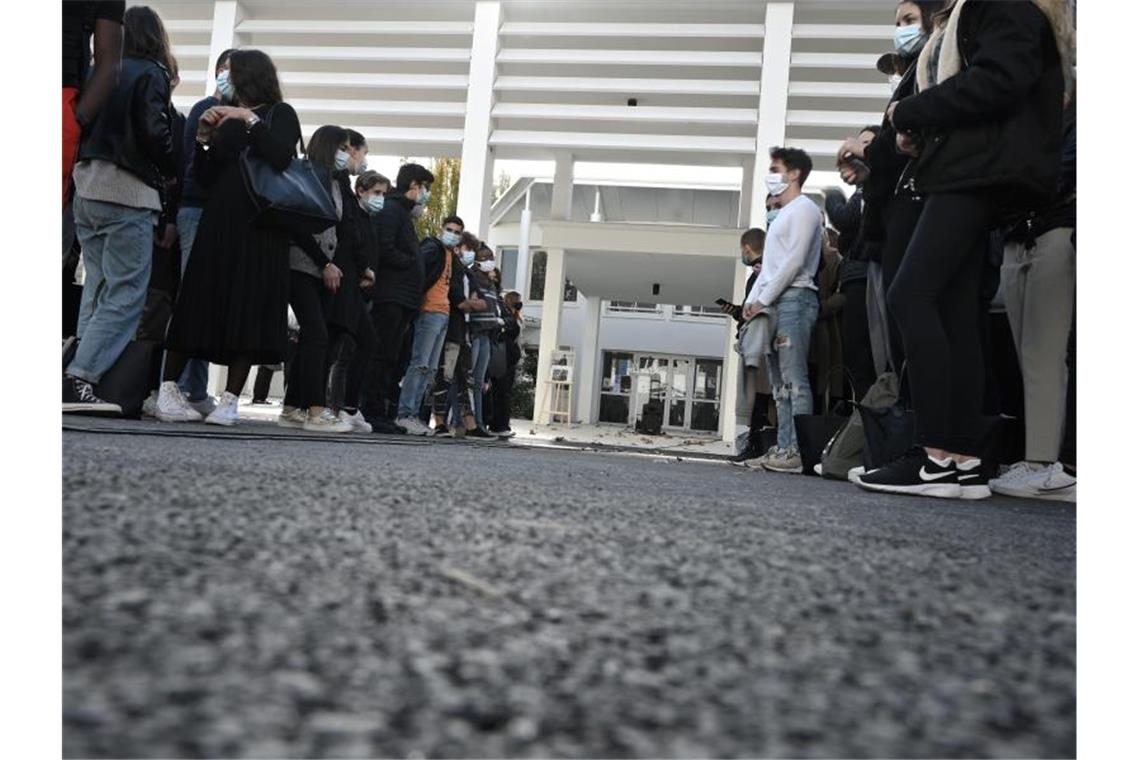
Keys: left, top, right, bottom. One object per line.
{"left": 745, "top": 445, "right": 780, "bottom": 471}
{"left": 395, "top": 416, "right": 430, "bottom": 436}
{"left": 762, "top": 445, "right": 803, "bottom": 474}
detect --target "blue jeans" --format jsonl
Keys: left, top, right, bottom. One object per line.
{"left": 469, "top": 332, "right": 492, "bottom": 429}
{"left": 765, "top": 287, "right": 819, "bottom": 450}
{"left": 174, "top": 206, "right": 209, "bottom": 400}
{"left": 396, "top": 311, "right": 450, "bottom": 418}
{"left": 68, "top": 197, "right": 156, "bottom": 384}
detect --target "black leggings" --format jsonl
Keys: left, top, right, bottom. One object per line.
{"left": 887, "top": 191, "right": 994, "bottom": 456}
{"left": 284, "top": 271, "right": 330, "bottom": 410}
{"left": 361, "top": 301, "right": 415, "bottom": 419}
{"left": 839, "top": 277, "right": 876, "bottom": 401}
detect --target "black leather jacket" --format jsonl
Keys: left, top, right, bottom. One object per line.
{"left": 77, "top": 55, "right": 177, "bottom": 215}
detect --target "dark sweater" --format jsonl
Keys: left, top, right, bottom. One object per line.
{"left": 181, "top": 95, "right": 219, "bottom": 208}
{"left": 371, "top": 194, "right": 424, "bottom": 310}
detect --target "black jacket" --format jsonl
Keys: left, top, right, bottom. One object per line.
{"left": 824, "top": 188, "right": 863, "bottom": 258}
{"left": 371, "top": 194, "right": 424, "bottom": 309}
{"left": 892, "top": 0, "right": 1064, "bottom": 212}
{"left": 419, "top": 236, "right": 450, "bottom": 293}
{"left": 498, "top": 301, "right": 522, "bottom": 367}
{"left": 77, "top": 56, "right": 176, "bottom": 212}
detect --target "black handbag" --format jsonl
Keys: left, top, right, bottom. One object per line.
{"left": 239, "top": 106, "right": 338, "bottom": 236}
{"left": 95, "top": 339, "right": 161, "bottom": 419}
{"left": 858, "top": 367, "right": 915, "bottom": 470}
{"left": 488, "top": 338, "right": 508, "bottom": 380}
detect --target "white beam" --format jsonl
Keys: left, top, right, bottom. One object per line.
{"left": 205, "top": 1, "right": 242, "bottom": 99}
{"left": 286, "top": 99, "right": 466, "bottom": 118}
{"left": 576, "top": 296, "right": 603, "bottom": 424}
{"left": 738, "top": 157, "right": 755, "bottom": 228}
{"left": 492, "top": 102, "right": 757, "bottom": 125}
{"left": 279, "top": 72, "right": 468, "bottom": 90}
{"left": 786, "top": 109, "right": 885, "bottom": 127}
{"left": 791, "top": 52, "right": 884, "bottom": 69}
{"left": 535, "top": 249, "right": 567, "bottom": 425}
{"left": 792, "top": 24, "right": 894, "bottom": 40}
{"left": 721, "top": 261, "right": 752, "bottom": 443}
{"left": 456, "top": 0, "right": 502, "bottom": 239}
{"left": 499, "top": 22, "right": 765, "bottom": 38}
{"left": 490, "top": 130, "right": 755, "bottom": 156}
{"left": 496, "top": 76, "right": 759, "bottom": 97}
{"left": 749, "top": 2, "right": 794, "bottom": 226}
{"left": 498, "top": 49, "right": 763, "bottom": 68}
{"left": 515, "top": 198, "right": 533, "bottom": 296}
{"left": 550, "top": 154, "right": 575, "bottom": 222}
{"left": 235, "top": 19, "right": 474, "bottom": 35}
{"left": 789, "top": 81, "right": 893, "bottom": 99}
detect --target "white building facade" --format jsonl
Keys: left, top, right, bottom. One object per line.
{"left": 148, "top": 0, "right": 898, "bottom": 438}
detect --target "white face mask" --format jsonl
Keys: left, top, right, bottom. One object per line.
{"left": 334, "top": 150, "right": 350, "bottom": 171}
{"left": 411, "top": 203, "right": 425, "bottom": 219}
{"left": 888, "top": 74, "right": 903, "bottom": 93}
{"left": 355, "top": 159, "right": 368, "bottom": 174}
{"left": 477, "top": 260, "right": 496, "bottom": 273}
{"left": 765, "top": 172, "right": 790, "bottom": 197}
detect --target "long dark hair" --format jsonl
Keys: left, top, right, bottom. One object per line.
{"left": 123, "top": 6, "right": 172, "bottom": 67}
{"left": 916, "top": 0, "right": 953, "bottom": 33}
{"left": 228, "top": 49, "right": 283, "bottom": 108}
{"left": 306, "top": 125, "right": 349, "bottom": 174}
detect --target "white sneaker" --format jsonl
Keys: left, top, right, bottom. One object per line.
{"left": 340, "top": 410, "right": 372, "bottom": 433}
{"left": 155, "top": 381, "right": 203, "bottom": 422}
{"left": 395, "top": 416, "right": 430, "bottom": 436}
{"left": 304, "top": 408, "right": 353, "bottom": 433}
{"left": 277, "top": 406, "right": 307, "bottom": 429}
{"left": 992, "top": 462, "right": 1075, "bottom": 502}
{"left": 812, "top": 463, "right": 823, "bottom": 477}
{"left": 205, "top": 391, "right": 240, "bottom": 426}
{"left": 141, "top": 391, "right": 158, "bottom": 418}
{"left": 188, "top": 396, "right": 217, "bottom": 418}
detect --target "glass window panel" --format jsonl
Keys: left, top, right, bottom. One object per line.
{"left": 694, "top": 359, "right": 723, "bottom": 401}
{"left": 599, "top": 395, "right": 630, "bottom": 424}
{"left": 691, "top": 401, "right": 719, "bottom": 432}
{"left": 601, "top": 351, "right": 634, "bottom": 394}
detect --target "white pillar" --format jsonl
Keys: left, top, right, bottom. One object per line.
{"left": 720, "top": 261, "right": 752, "bottom": 443}
{"left": 535, "top": 248, "right": 566, "bottom": 424}
{"left": 515, "top": 188, "right": 532, "bottom": 296}
{"left": 738, "top": 157, "right": 755, "bottom": 229}
{"left": 576, "top": 296, "right": 602, "bottom": 424}
{"left": 550, "top": 152, "right": 575, "bottom": 221}
{"left": 456, "top": 1, "right": 502, "bottom": 240}
{"left": 749, "top": 2, "right": 794, "bottom": 225}
{"left": 206, "top": 1, "right": 243, "bottom": 98}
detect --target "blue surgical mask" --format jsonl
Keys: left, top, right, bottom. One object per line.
{"left": 460, "top": 250, "right": 475, "bottom": 267}
{"left": 441, "top": 230, "right": 461, "bottom": 248}
{"left": 894, "top": 24, "right": 925, "bottom": 57}
{"left": 362, "top": 195, "right": 384, "bottom": 214}
{"left": 334, "top": 150, "right": 350, "bottom": 171}
{"left": 417, "top": 188, "right": 431, "bottom": 205}
{"left": 766, "top": 208, "right": 780, "bottom": 227}
{"left": 216, "top": 70, "right": 234, "bottom": 101}
{"left": 355, "top": 159, "right": 368, "bottom": 174}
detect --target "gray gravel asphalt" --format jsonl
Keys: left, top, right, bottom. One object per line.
{"left": 63, "top": 421, "right": 1076, "bottom": 759}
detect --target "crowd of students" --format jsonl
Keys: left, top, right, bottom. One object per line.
{"left": 723, "top": 0, "right": 1076, "bottom": 503}
{"left": 61, "top": 3, "right": 523, "bottom": 440}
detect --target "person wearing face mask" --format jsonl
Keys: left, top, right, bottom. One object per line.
{"left": 854, "top": 0, "right": 1074, "bottom": 500}
{"left": 836, "top": 1, "right": 947, "bottom": 379}
{"left": 740, "top": 148, "right": 823, "bottom": 475}
{"left": 360, "top": 162, "right": 435, "bottom": 433}
{"left": 462, "top": 245, "right": 505, "bottom": 437}
{"left": 268, "top": 125, "right": 351, "bottom": 433}
{"left": 431, "top": 233, "right": 488, "bottom": 436}
{"left": 393, "top": 215, "right": 466, "bottom": 435}
{"left": 487, "top": 288, "right": 524, "bottom": 437}
{"left": 323, "top": 164, "right": 386, "bottom": 431}
{"left": 344, "top": 129, "right": 369, "bottom": 176}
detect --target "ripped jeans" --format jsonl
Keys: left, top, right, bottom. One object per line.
{"left": 764, "top": 287, "right": 819, "bottom": 451}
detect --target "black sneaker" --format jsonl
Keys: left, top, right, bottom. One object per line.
{"left": 956, "top": 457, "right": 992, "bottom": 500}
{"left": 368, "top": 417, "right": 407, "bottom": 435}
{"left": 62, "top": 376, "right": 122, "bottom": 416}
{"left": 467, "top": 427, "right": 494, "bottom": 439}
{"left": 855, "top": 446, "right": 961, "bottom": 499}
{"left": 728, "top": 441, "right": 764, "bottom": 465}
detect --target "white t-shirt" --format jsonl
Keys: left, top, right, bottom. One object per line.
{"left": 745, "top": 194, "right": 823, "bottom": 307}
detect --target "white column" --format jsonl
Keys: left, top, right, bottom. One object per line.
{"left": 535, "top": 248, "right": 566, "bottom": 424}
{"left": 206, "top": 1, "right": 243, "bottom": 98}
{"left": 749, "top": 2, "right": 795, "bottom": 225}
{"left": 456, "top": 1, "right": 502, "bottom": 240}
{"left": 719, "top": 261, "right": 752, "bottom": 443}
{"left": 515, "top": 188, "right": 532, "bottom": 296}
{"left": 550, "top": 152, "right": 575, "bottom": 221}
{"left": 738, "top": 157, "right": 755, "bottom": 228}
{"left": 576, "top": 296, "right": 602, "bottom": 424}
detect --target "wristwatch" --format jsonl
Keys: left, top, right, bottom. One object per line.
{"left": 245, "top": 112, "right": 261, "bottom": 129}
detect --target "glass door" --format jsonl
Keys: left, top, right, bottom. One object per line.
{"left": 667, "top": 358, "right": 691, "bottom": 429}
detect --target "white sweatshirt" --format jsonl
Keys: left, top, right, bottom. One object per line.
{"left": 745, "top": 194, "right": 823, "bottom": 307}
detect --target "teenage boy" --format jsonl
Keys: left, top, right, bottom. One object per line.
{"left": 742, "top": 147, "right": 822, "bottom": 474}
{"left": 362, "top": 163, "right": 434, "bottom": 433}
{"left": 394, "top": 215, "right": 465, "bottom": 435}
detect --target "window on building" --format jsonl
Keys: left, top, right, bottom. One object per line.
{"left": 607, "top": 301, "right": 661, "bottom": 314}
{"left": 528, "top": 250, "right": 577, "bottom": 303}
{"left": 498, "top": 247, "right": 518, "bottom": 291}
{"left": 599, "top": 351, "right": 634, "bottom": 424}
{"left": 675, "top": 304, "right": 727, "bottom": 319}
{"left": 691, "top": 358, "right": 723, "bottom": 432}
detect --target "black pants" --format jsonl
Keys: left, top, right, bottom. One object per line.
{"left": 362, "top": 301, "right": 415, "bottom": 420}
{"left": 327, "top": 308, "right": 377, "bottom": 412}
{"left": 489, "top": 365, "right": 517, "bottom": 432}
{"left": 882, "top": 190, "right": 926, "bottom": 374}
{"left": 285, "top": 271, "right": 330, "bottom": 410}
{"left": 839, "top": 277, "right": 876, "bottom": 401}
{"left": 888, "top": 191, "right": 994, "bottom": 456}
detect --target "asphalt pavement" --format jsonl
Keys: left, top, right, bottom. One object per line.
{"left": 63, "top": 420, "right": 1076, "bottom": 758}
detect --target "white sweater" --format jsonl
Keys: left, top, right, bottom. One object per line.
{"left": 745, "top": 194, "right": 823, "bottom": 307}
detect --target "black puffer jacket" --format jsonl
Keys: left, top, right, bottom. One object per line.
{"left": 892, "top": 0, "right": 1064, "bottom": 211}
{"left": 420, "top": 236, "right": 450, "bottom": 293}
{"left": 77, "top": 55, "right": 176, "bottom": 212}
{"left": 371, "top": 194, "right": 424, "bottom": 309}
